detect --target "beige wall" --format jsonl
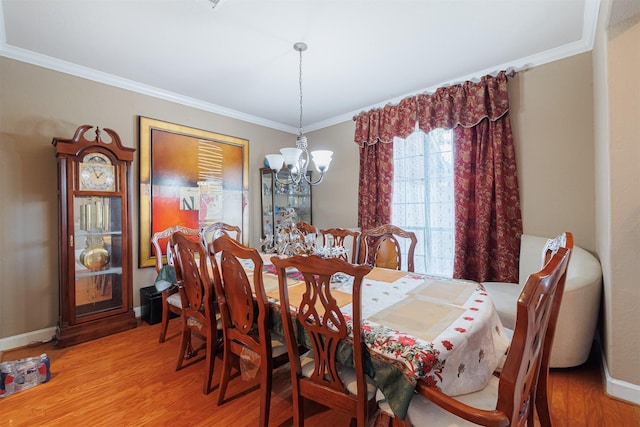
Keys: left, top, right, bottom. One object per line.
{"left": 0, "top": 57, "right": 287, "bottom": 339}
{"left": 594, "top": 2, "right": 640, "bottom": 387}
{"left": 307, "top": 120, "right": 359, "bottom": 230}
{"left": 509, "top": 53, "right": 596, "bottom": 251}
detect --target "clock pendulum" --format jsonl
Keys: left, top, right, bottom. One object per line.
{"left": 78, "top": 197, "right": 111, "bottom": 297}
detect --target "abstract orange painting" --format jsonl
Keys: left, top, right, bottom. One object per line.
{"left": 138, "top": 116, "right": 249, "bottom": 268}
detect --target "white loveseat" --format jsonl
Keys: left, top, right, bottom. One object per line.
{"left": 483, "top": 234, "right": 602, "bottom": 368}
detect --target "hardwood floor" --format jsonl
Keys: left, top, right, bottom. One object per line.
{"left": 2, "top": 319, "right": 638, "bottom": 426}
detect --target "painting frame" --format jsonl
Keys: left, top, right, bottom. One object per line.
{"left": 138, "top": 116, "right": 249, "bottom": 268}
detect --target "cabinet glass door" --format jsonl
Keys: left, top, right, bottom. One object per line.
{"left": 260, "top": 168, "right": 312, "bottom": 239}
{"left": 261, "top": 170, "right": 274, "bottom": 237}
{"left": 73, "top": 195, "right": 123, "bottom": 318}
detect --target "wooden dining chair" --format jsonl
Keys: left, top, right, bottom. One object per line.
{"left": 481, "top": 232, "right": 574, "bottom": 427}
{"left": 170, "top": 231, "right": 220, "bottom": 395}
{"left": 295, "top": 221, "right": 318, "bottom": 237}
{"left": 151, "top": 225, "right": 202, "bottom": 344}
{"left": 320, "top": 227, "right": 361, "bottom": 263}
{"left": 400, "top": 246, "right": 570, "bottom": 427}
{"left": 209, "top": 234, "right": 288, "bottom": 426}
{"left": 272, "top": 254, "right": 378, "bottom": 427}
{"left": 201, "top": 221, "right": 241, "bottom": 248}
{"left": 359, "top": 224, "right": 417, "bottom": 272}
{"left": 536, "top": 232, "right": 573, "bottom": 427}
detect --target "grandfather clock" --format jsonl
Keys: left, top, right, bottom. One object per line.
{"left": 53, "top": 125, "right": 137, "bottom": 347}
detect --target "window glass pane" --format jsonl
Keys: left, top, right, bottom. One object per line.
{"left": 392, "top": 129, "right": 454, "bottom": 276}
{"left": 394, "top": 181, "right": 406, "bottom": 204}
{"left": 395, "top": 158, "right": 407, "bottom": 181}
{"left": 394, "top": 203, "right": 407, "bottom": 224}
{"left": 407, "top": 180, "right": 425, "bottom": 203}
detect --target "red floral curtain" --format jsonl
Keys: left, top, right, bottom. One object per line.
{"left": 417, "top": 71, "right": 522, "bottom": 282}
{"left": 354, "top": 71, "right": 522, "bottom": 282}
{"left": 356, "top": 142, "right": 394, "bottom": 231}
{"left": 353, "top": 97, "right": 415, "bottom": 230}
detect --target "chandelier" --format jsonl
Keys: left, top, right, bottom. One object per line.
{"left": 265, "top": 42, "right": 333, "bottom": 186}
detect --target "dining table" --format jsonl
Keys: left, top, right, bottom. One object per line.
{"left": 253, "top": 254, "right": 511, "bottom": 420}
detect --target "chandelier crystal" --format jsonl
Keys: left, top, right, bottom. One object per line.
{"left": 265, "top": 42, "right": 333, "bottom": 186}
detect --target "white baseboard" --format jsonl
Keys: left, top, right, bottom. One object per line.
{"left": 599, "top": 338, "right": 640, "bottom": 405}
{"left": 0, "top": 306, "right": 143, "bottom": 353}
{"left": 0, "top": 327, "right": 57, "bottom": 353}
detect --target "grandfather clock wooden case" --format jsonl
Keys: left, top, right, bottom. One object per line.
{"left": 53, "top": 125, "right": 137, "bottom": 347}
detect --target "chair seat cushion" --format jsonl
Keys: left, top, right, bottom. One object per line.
{"left": 299, "top": 351, "right": 377, "bottom": 399}
{"left": 376, "top": 389, "right": 395, "bottom": 417}
{"left": 271, "top": 332, "right": 288, "bottom": 358}
{"left": 167, "top": 292, "right": 182, "bottom": 309}
{"left": 406, "top": 375, "right": 500, "bottom": 426}
{"left": 186, "top": 312, "right": 222, "bottom": 330}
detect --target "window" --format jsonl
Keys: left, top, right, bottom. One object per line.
{"left": 392, "top": 129, "right": 454, "bottom": 276}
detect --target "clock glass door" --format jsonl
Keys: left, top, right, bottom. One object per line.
{"left": 73, "top": 195, "right": 124, "bottom": 318}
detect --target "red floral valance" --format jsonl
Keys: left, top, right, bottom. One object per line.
{"left": 417, "top": 71, "right": 510, "bottom": 134}
{"left": 353, "top": 71, "right": 510, "bottom": 145}
{"left": 353, "top": 97, "right": 416, "bottom": 146}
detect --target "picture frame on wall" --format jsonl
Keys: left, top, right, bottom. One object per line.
{"left": 138, "top": 116, "right": 249, "bottom": 268}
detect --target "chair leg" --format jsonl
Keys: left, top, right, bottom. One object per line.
{"left": 159, "top": 300, "right": 171, "bottom": 343}
{"left": 217, "top": 338, "right": 232, "bottom": 405}
{"left": 259, "top": 358, "right": 273, "bottom": 427}
{"left": 176, "top": 327, "right": 191, "bottom": 371}
{"left": 203, "top": 330, "right": 217, "bottom": 395}
{"left": 536, "top": 375, "right": 553, "bottom": 426}
{"left": 291, "top": 379, "right": 303, "bottom": 427}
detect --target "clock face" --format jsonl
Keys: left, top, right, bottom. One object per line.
{"left": 82, "top": 152, "right": 112, "bottom": 166}
{"left": 79, "top": 153, "right": 116, "bottom": 192}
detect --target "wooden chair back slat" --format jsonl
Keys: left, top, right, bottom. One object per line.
{"left": 201, "top": 221, "right": 241, "bottom": 248}
{"left": 295, "top": 221, "right": 318, "bottom": 237}
{"left": 320, "top": 228, "right": 361, "bottom": 263}
{"left": 151, "top": 225, "right": 201, "bottom": 273}
{"left": 359, "top": 224, "right": 417, "bottom": 272}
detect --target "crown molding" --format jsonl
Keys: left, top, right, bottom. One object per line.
{"left": 0, "top": 43, "right": 298, "bottom": 134}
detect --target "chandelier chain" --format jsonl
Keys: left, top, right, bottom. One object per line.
{"left": 265, "top": 41, "right": 331, "bottom": 187}
{"left": 298, "top": 46, "right": 304, "bottom": 137}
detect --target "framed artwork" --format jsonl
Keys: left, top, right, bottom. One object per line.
{"left": 138, "top": 116, "right": 249, "bottom": 268}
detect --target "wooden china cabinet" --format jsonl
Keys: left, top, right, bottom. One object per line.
{"left": 260, "top": 167, "right": 312, "bottom": 239}
{"left": 52, "top": 125, "right": 137, "bottom": 347}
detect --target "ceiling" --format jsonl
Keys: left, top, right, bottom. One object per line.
{"left": 0, "top": 0, "right": 601, "bottom": 134}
